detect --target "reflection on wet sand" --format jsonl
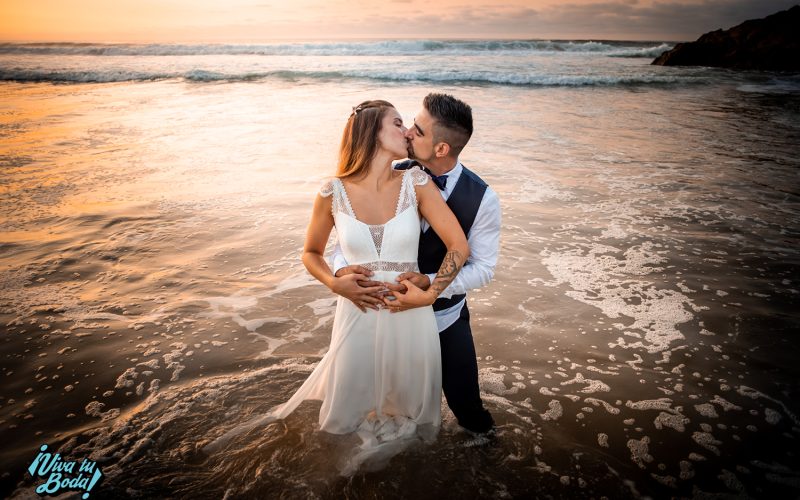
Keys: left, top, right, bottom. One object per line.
{"left": 1, "top": 73, "right": 799, "bottom": 498}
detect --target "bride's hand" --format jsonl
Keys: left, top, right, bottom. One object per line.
{"left": 331, "top": 273, "right": 386, "bottom": 312}
{"left": 383, "top": 279, "right": 437, "bottom": 312}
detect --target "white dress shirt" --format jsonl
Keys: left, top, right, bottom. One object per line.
{"left": 331, "top": 160, "right": 501, "bottom": 332}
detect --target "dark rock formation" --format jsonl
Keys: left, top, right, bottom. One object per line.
{"left": 652, "top": 5, "right": 800, "bottom": 70}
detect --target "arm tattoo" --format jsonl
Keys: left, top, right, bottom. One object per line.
{"left": 430, "top": 250, "right": 465, "bottom": 296}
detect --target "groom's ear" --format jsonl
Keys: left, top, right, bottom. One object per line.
{"left": 434, "top": 142, "right": 450, "bottom": 158}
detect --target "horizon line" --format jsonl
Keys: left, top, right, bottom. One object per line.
{"left": 0, "top": 36, "right": 688, "bottom": 44}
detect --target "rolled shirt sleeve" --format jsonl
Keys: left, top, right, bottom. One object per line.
{"left": 427, "top": 186, "right": 500, "bottom": 298}
{"left": 330, "top": 240, "right": 348, "bottom": 276}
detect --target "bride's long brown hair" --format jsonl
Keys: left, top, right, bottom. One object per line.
{"left": 336, "top": 100, "right": 395, "bottom": 179}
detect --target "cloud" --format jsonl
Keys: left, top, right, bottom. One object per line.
{"left": 354, "top": 0, "right": 800, "bottom": 40}
{"left": 217, "top": 0, "right": 800, "bottom": 41}
{"left": 4, "top": 0, "right": 796, "bottom": 43}
{"left": 522, "top": 0, "right": 800, "bottom": 40}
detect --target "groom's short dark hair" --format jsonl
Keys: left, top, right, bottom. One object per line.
{"left": 423, "top": 93, "right": 473, "bottom": 158}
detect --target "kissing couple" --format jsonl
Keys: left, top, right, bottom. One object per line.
{"left": 204, "top": 93, "right": 501, "bottom": 470}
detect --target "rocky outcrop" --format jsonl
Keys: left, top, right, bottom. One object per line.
{"left": 652, "top": 5, "right": 800, "bottom": 70}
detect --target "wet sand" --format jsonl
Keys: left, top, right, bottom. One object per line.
{"left": 1, "top": 74, "right": 799, "bottom": 498}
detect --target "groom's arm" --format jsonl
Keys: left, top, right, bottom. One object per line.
{"left": 330, "top": 241, "right": 349, "bottom": 276}
{"left": 422, "top": 188, "right": 501, "bottom": 297}
{"left": 331, "top": 241, "right": 376, "bottom": 283}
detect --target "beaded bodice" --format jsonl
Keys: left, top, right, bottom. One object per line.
{"left": 320, "top": 166, "right": 429, "bottom": 274}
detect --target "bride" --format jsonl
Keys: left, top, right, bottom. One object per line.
{"left": 203, "top": 100, "right": 468, "bottom": 468}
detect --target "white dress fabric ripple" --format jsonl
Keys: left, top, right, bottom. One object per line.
{"left": 204, "top": 167, "right": 441, "bottom": 472}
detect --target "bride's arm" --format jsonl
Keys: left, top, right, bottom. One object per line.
{"left": 302, "top": 193, "right": 384, "bottom": 312}
{"left": 301, "top": 193, "right": 337, "bottom": 287}
{"left": 385, "top": 180, "right": 469, "bottom": 308}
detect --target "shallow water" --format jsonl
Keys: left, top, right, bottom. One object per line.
{"left": 1, "top": 42, "right": 800, "bottom": 498}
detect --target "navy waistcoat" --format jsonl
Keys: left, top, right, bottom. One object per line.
{"left": 395, "top": 160, "right": 488, "bottom": 311}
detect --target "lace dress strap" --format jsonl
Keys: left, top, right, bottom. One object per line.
{"left": 320, "top": 177, "right": 357, "bottom": 219}
{"left": 319, "top": 178, "right": 334, "bottom": 198}
{"left": 409, "top": 165, "right": 430, "bottom": 187}
{"left": 397, "top": 166, "right": 429, "bottom": 215}
{"left": 319, "top": 178, "right": 339, "bottom": 219}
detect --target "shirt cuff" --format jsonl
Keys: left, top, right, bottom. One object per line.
{"left": 332, "top": 254, "right": 348, "bottom": 276}
{"left": 426, "top": 273, "right": 436, "bottom": 287}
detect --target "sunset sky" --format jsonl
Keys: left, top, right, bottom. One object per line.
{"left": 1, "top": 0, "right": 796, "bottom": 42}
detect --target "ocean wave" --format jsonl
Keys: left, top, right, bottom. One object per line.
{"left": 0, "top": 40, "right": 673, "bottom": 57}
{"left": 736, "top": 78, "right": 800, "bottom": 94}
{"left": 0, "top": 68, "right": 171, "bottom": 83}
{"left": 0, "top": 67, "right": 705, "bottom": 87}
{"left": 607, "top": 43, "right": 673, "bottom": 58}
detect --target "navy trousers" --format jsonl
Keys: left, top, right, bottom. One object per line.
{"left": 438, "top": 303, "right": 495, "bottom": 433}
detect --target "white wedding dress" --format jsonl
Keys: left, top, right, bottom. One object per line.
{"left": 203, "top": 166, "right": 442, "bottom": 471}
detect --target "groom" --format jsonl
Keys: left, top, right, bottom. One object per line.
{"left": 331, "top": 93, "right": 500, "bottom": 435}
